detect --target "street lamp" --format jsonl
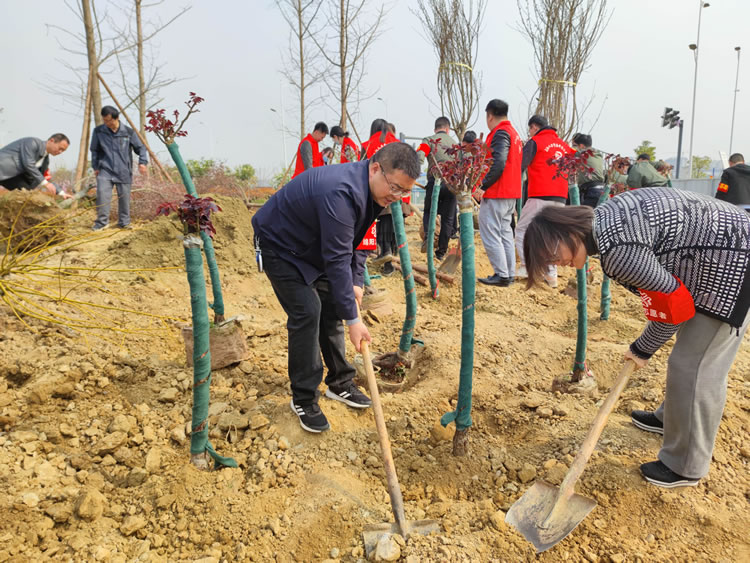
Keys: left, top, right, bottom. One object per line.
{"left": 270, "top": 107, "right": 288, "bottom": 164}
{"left": 376, "top": 96, "right": 388, "bottom": 118}
{"left": 730, "top": 46, "right": 742, "bottom": 155}
{"left": 686, "top": 0, "right": 710, "bottom": 179}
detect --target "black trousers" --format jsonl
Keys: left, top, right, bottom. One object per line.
{"left": 0, "top": 173, "right": 38, "bottom": 190}
{"left": 581, "top": 185, "right": 605, "bottom": 208}
{"left": 376, "top": 214, "right": 397, "bottom": 256}
{"left": 260, "top": 243, "right": 355, "bottom": 405}
{"left": 422, "top": 177, "right": 457, "bottom": 255}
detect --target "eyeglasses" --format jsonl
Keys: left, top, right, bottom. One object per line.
{"left": 550, "top": 240, "right": 561, "bottom": 262}
{"left": 380, "top": 167, "right": 412, "bottom": 197}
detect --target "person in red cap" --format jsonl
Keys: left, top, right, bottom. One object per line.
{"left": 292, "top": 122, "right": 328, "bottom": 179}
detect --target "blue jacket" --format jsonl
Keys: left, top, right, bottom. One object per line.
{"left": 252, "top": 160, "right": 382, "bottom": 321}
{"left": 90, "top": 123, "right": 147, "bottom": 183}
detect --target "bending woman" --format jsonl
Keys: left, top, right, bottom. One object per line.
{"left": 523, "top": 188, "right": 750, "bottom": 488}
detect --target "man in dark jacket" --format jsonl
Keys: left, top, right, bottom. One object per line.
{"left": 252, "top": 142, "right": 420, "bottom": 433}
{"left": 0, "top": 134, "right": 70, "bottom": 196}
{"left": 420, "top": 116, "right": 456, "bottom": 261}
{"left": 90, "top": 105, "right": 148, "bottom": 230}
{"left": 716, "top": 153, "right": 750, "bottom": 208}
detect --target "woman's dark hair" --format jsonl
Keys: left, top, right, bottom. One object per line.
{"left": 369, "top": 118, "right": 388, "bottom": 143}
{"left": 330, "top": 125, "right": 348, "bottom": 138}
{"left": 523, "top": 205, "right": 594, "bottom": 289}
{"left": 462, "top": 130, "right": 477, "bottom": 144}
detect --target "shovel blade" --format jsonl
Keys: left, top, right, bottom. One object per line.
{"left": 505, "top": 481, "right": 596, "bottom": 553}
{"left": 363, "top": 519, "right": 441, "bottom": 557}
{"left": 438, "top": 251, "right": 461, "bottom": 274}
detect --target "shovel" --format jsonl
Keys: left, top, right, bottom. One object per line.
{"left": 438, "top": 241, "right": 461, "bottom": 275}
{"left": 358, "top": 315, "right": 440, "bottom": 556}
{"left": 505, "top": 360, "right": 636, "bottom": 553}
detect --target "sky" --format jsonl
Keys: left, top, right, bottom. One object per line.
{"left": 1, "top": 0, "right": 747, "bottom": 182}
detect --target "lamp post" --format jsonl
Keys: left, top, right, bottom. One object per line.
{"left": 377, "top": 96, "right": 388, "bottom": 118}
{"left": 730, "top": 46, "right": 742, "bottom": 155}
{"left": 686, "top": 0, "right": 710, "bottom": 179}
{"left": 270, "top": 108, "right": 288, "bottom": 165}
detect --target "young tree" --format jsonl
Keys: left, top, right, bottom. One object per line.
{"left": 276, "top": 0, "right": 325, "bottom": 139}
{"left": 633, "top": 140, "right": 656, "bottom": 161}
{"left": 691, "top": 155, "right": 712, "bottom": 179}
{"left": 516, "top": 0, "right": 611, "bottom": 139}
{"left": 111, "top": 1, "right": 191, "bottom": 138}
{"left": 414, "top": 0, "right": 486, "bottom": 140}
{"left": 314, "top": 0, "right": 386, "bottom": 130}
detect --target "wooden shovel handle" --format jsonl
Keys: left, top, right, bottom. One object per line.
{"left": 358, "top": 312, "right": 409, "bottom": 534}
{"left": 557, "top": 361, "right": 636, "bottom": 498}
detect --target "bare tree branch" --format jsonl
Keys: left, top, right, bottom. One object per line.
{"left": 515, "top": 0, "right": 611, "bottom": 139}
{"left": 414, "top": 0, "right": 485, "bottom": 140}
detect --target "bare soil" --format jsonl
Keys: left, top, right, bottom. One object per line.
{"left": 0, "top": 195, "right": 748, "bottom": 562}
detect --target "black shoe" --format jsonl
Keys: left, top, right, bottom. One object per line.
{"left": 478, "top": 274, "right": 512, "bottom": 287}
{"left": 325, "top": 382, "right": 372, "bottom": 409}
{"left": 382, "top": 262, "right": 395, "bottom": 276}
{"left": 640, "top": 460, "right": 700, "bottom": 488}
{"left": 290, "top": 399, "right": 330, "bottom": 433}
{"left": 371, "top": 253, "right": 393, "bottom": 266}
{"left": 631, "top": 410, "right": 664, "bottom": 435}
{"left": 435, "top": 252, "right": 445, "bottom": 262}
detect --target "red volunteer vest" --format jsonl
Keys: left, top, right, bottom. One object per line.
{"left": 365, "top": 131, "right": 399, "bottom": 158}
{"left": 340, "top": 136, "right": 359, "bottom": 163}
{"left": 526, "top": 128, "right": 573, "bottom": 199}
{"left": 292, "top": 133, "right": 324, "bottom": 178}
{"left": 483, "top": 120, "right": 522, "bottom": 199}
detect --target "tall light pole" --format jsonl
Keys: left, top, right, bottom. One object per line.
{"left": 377, "top": 96, "right": 388, "bottom": 118}
{"left": 686, "top": 0, "right": 710, "bottom": 179}
{"left": 730, "top": 46, "right": 742, "bottom": 155}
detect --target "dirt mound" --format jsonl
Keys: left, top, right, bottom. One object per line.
{"left": 0, "top": 190, "right": 67, "bottom": 251}
{"left": 0, "top": 207, "right": 748, "bottom": 562}
{"left": 108, "top": 194, "right": 256, "bottom": 270}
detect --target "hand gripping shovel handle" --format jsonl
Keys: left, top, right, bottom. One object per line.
{"left": 357, "top": 308, "right": 409, "bottom": 536}
{"left": 543, "top": 360, "right": 636, "bottom": 526}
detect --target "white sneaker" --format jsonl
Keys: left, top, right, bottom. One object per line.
{"left": 515, "top": 265, "right": 528, "bottom": 279}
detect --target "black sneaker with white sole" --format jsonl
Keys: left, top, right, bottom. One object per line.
{"left": 290, "top": 399, "right": 330, "bottom": 433}
{"left": 631, "top": 410, "right": 664, "bottom": 435}
{"left": 325, "top": 382, "right": 372, "bottom": 409}
{"left": 640, "top": 460, "right": 700, "bottom": 488}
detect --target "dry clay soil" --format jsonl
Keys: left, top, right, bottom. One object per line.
{"left": 0, "top": 195, "right": 749, "bottom": 563}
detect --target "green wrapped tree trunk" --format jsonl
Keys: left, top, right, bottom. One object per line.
{"left": 184, "top": 235, "right": 236, "bottom": 469}
{"left": 390, "top": 201, "right": 417, "bottom": 356}
{"left": 167, "top": 142, "right": 225, "bottom": 319}
{"left": 597, "top": 186, "right": 612, "bottom": 320}
{"left": 363, "top": 264, "right": 372, "bottom": 287}
{"left": 440, "top": 192, "right": 475, "bottom": 455}
{"left": 569, "top": 185, "right": 588, "bottom": 378}
{"left": 426, "top": 181, "right": 441, "bottom": 298}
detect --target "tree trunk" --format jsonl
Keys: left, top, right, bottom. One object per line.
{"left": 297, "top": 0, "right": 305, "bottom": 139}
{"left": 135, "top": 0, "right": 146, "bottom": 138}
{"left": 339, "top": 0, "right": 346, "bottom": 128}
{"left": 74, "top": 70, "right": 93, "bottom": 186}
{"left": 81, "top": 0, "right": 103, "bottom": 126}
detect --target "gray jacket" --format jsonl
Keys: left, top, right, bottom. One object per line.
{"left": 91, "top": 123, "right": 147, "bottom": 183}
{"left": 0, "top": 137, "right": 47, "bottom": 187}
